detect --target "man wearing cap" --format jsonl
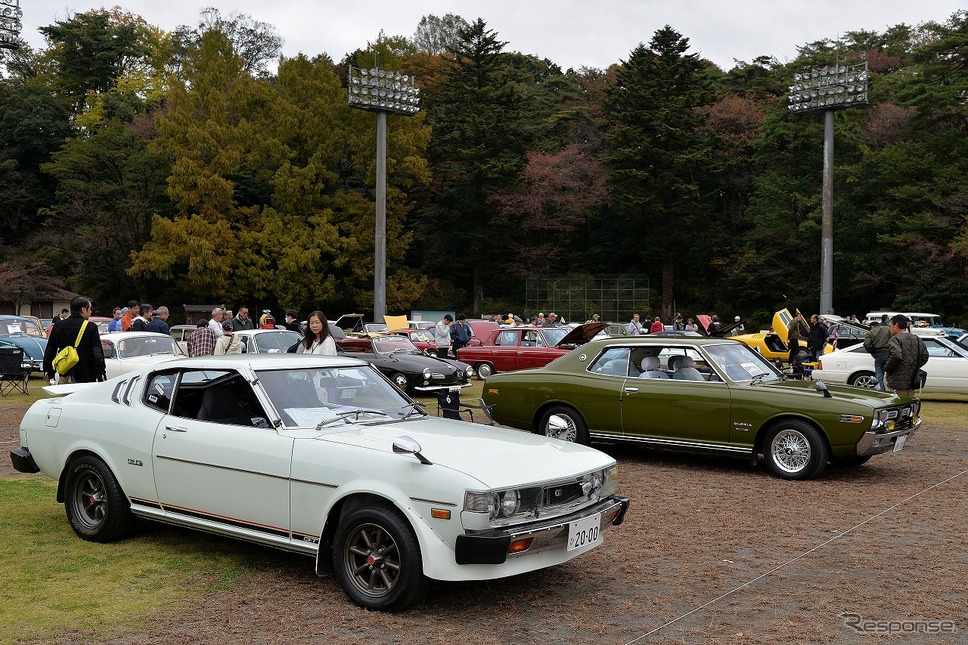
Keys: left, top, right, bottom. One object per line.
{"left": 214, "top": 320, "right": 242, "bottom": 355}
{"left": 547, "top": 312, "right": 560, "bottom": 326}
{"left": 189, "top": 318, "right": 217, "bottom": 357}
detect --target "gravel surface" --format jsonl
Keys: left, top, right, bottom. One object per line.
{"left": 3, "top": 398, "right": 966, "bottom": 644}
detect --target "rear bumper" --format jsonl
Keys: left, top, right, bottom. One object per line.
{"left": 455, "top": 495, "right": 629, "bottom": 565}
{"left": 10, "top": 447, "right": 40, "bottom": 473}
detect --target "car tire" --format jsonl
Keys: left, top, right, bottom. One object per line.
{"left": 64, "top": 455, "right": 136, "bottom": 542}
{"left": 538, "top": 406, "right": 590, "bottom": 445}
{"left": 848, "top": 372, "right": 878, "bottom": 389}
{"left": 764, "top": 420, "right": 830, "bottom": 480}
{"left": 389, "top": 372, "right": 409, "bottom": 390}
{"left": 332, "top": 502, "right": 429, "bottom": 612}
{"left": 475, "top": 362, "right": 494, "bottom": 379}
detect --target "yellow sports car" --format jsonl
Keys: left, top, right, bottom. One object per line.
{"left": 728, "top": 309, "right": 808, "bottom": 363}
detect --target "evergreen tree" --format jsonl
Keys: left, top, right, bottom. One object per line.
{"left": 604, "top": 26, "right": 717, "bottom": 319}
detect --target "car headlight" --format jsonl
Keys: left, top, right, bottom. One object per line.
{"left": 463, "top": 489, "right": 521, "bottom": 520}
{"left": 492, "top": 489, "right": 520, "bottom": 519}
{"left": 422, "top": 367, "right": 431, "bottom": 380}
{"left": 465, "top": 365, "right": 474, "bottom": 379}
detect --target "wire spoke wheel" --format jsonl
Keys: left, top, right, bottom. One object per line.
{"left": 771, "top": 429, "right": 810, "bottom": 474}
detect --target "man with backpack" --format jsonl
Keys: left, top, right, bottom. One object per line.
{"left": 863, "top": 314, "right": 891, "bottom": 390}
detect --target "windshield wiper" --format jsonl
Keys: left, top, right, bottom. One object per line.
{"left": 750, "top": 373, "right": 772, "bottom": 385}
{"left": 314, "top": 408, "right": 391, "bottom": 429}
{"left": 400, "top": 401, "right": 427, "bottom": 419}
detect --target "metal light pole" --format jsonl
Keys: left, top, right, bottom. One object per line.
{"left": 0, "top": 0, "right": 22, "bottom": 50}
{"left": 347, "top": 65, "right": 420, "bottom": 324}
{"left": 788, "top": 62, "right": 869, "bottom": 314}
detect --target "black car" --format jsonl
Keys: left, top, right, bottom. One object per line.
{"left": 337, "top": 335, "right": 473, "bottom": 392}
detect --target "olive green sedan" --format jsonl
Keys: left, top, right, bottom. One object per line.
{"left": 481, "top": 337, "right": 922, "bottom": 480}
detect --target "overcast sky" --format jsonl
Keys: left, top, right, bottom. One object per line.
{"left": 19, "top": 1, "right": 966, "bottom": 72}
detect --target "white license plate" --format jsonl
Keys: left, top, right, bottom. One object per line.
{"left": 894, "top": 434, "right": 907, "bottom": 453}
{"left": 567, "top": 513, "right": 602, "bottom": 551}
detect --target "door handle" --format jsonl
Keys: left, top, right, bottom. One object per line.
{"left": 624, "top": 387, "right": 639, "bottom": 394}
{"left": 165, "top": 426, "right": 187, "bottom": 433}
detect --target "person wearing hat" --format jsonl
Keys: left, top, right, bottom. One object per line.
{"left": 214, "top": 319, "right": 242, "bottom": 355}
{"left": 188, "top": 318, "right": 217, "bottom": 357}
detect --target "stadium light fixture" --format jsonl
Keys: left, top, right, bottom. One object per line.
{"left": 347, "top": 65, "right": 421, "bottom": 324}
{"left": 788, "top": 62, "right": 870, "bottom": 315}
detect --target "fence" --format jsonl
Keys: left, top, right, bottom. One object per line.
{"left": 525, "top": 274, "right": 652, "bottom": 324}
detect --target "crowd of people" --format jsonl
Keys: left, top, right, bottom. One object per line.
{"left": 41, "top": 297, "right": 340, "bottom": 383}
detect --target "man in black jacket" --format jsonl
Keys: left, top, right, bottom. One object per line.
{"left": 42, "top": 296, "right": 106, "bottom": 383}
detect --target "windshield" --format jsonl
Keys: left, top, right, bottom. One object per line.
{"left": 112, "top": 336, "right": 183, "bottom": 358}
{"left": 703, "top": 342, "right": 782, "bottom": 382}
{"left": 1, "top": 318, "right": 44, "bottom": 337}
{"left": 372, "top": 336, "right": 420, "bottom": 354}
{"left": 257, "top": 365, "right": 419, "bottom": 427}
{"left": 541, "top": 328, "right": 569, "bottom": 346}
{"left": 252, "top": 330, "right": 300, "bottom": 352}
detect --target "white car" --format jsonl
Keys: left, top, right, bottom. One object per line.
{"left": 811, "top": 335, "right": 968, "bottom": 393}
{"left": 10, "top": 355, "right": 628, "bottom": 611}
{"left": 232, "top": 328, "right": 301, "bottom": 353}
{"left": 100, "top": 331, "right": 186, "bottom": 379}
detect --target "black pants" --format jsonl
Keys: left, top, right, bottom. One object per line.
{"left": 437, "top": 347, "right": 451, "bottom": 358}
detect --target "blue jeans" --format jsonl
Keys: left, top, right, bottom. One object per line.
{"left": 874, "top": 354, "right": 889, "bottom": 390}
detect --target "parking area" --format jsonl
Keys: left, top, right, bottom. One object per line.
{"left": 2, "top": 399, "right": 966, "bottom": 643}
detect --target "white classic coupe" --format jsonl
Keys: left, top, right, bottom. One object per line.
{"left": 11, "top": 354, "right": 628, "bottom": 611}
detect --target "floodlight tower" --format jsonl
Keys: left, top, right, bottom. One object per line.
{"left": 0, "top": 0, "right": 22, "bottom": 50}
{"left": 788, "top": 62, "right": 869, "bottom": 314}
{"left": 347, "top": 65, "right": 420, "bottom": 324}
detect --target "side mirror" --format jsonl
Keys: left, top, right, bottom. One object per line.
{"left": 815, "top": 380, "right": 832, "bottom": 398}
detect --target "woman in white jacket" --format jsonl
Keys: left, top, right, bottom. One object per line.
{"left": 296, "top": 310, "right": 337, "bottom": 355}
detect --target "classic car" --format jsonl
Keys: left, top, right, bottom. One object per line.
{"left": 232, "top": 329, "right": 302, "bottom": 353}
{"left": 10, "top": 355, "right": 628, "bottom": 611}
{"left": 388, "top": 327, "right": 437, "bottom": 354}
{"left": 456, "top": 322, "right": 607, "bottom": 379}
{"left": 169, "top": 324, "right": 196, "bottom": 354}
{"left": 727, "top": 310, "right": 807, "bottom": 363}
{"left": 810, "top": 334, "right": 968, "bottom": 393}
{"left": 0, "top": 315, "right": 49, "bottom": 371}
{"left": 481, "top": 336, "right": 922, "bottom": 480}
{"left": 101, "top": 331, "right": 186, "bottom": 379}
{"left": 337, "top": 335, "right": 474, "bottom": 392}
{"left": 864, "top": 311, "right": 967, "bottom": 339}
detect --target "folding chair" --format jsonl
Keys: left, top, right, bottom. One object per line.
{"left": 0, "top": 346, "right": 30, "bottom": 396}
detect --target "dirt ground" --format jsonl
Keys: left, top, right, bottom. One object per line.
{"left": 3, "top": 398, "right": 967, "bottom": 644}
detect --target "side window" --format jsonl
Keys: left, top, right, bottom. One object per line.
{"left": 589, "top": 347, "right": 631, "bottom": 376}
{"left": 496, "top": 331, "right": 518, "bottom": 347}
{"left": 523, "top": 331, "right": 539, "bottom": 347}
{"left": 168, "top": 369, "right": 268, "bottom": 427}
{"left": 144, "top": 372, "right": 176, "bottom": 413}
{"left": 102, "top": 340, "right": 116, "bottom": 359}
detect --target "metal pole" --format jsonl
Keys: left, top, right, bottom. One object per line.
{"left": 819, "top": 109, "right": 834, "bottom": 315}
{"left": 374, "top": 111, "right": 387, "bottom": 324}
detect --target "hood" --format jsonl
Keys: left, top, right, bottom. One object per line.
{"left": 317, "top": 416, "right": 614, "bottom": 489}
{"left": 759, "top": 377, "right": 900, "bottom": 404}
{"left": 772, "top": 308, "right": 809, "bottom": 343}
{"left": 333, "top": 313, "right": 365, "bottom": 335}
{"left": 0, "top": 335, "right": 48, "bottom": 359}
{"left": 384, "top": 314, "right": 408, "bottom": 332}
{"left": 557, "top": 321, "right": 608, "bottom": 347}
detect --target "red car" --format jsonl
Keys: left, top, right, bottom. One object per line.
{"left": 457, "top": 322, "right": 606, "bottom": 379}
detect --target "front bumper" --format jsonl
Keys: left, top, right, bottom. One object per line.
{"left": 855, "top": 418, "right": 922, "bottom": 456}
{"left": 455, "top": 495, "right": 629, "bottom": 565}
{"left": 10, "top": 447, "right": 40, "bottom": 473}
